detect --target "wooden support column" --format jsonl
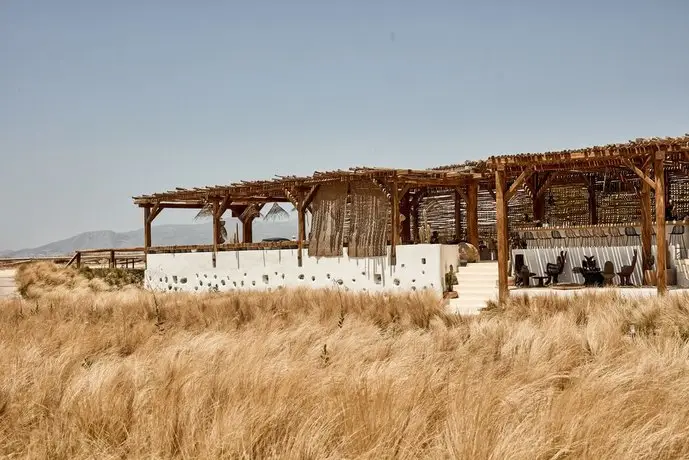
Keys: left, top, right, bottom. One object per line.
{"left": 109, "top": 250, "right": 115, "bottom": 269}
{"left": 640, "top": 163, "right": 653, "bottom": 274}
{"left": 75, "top": 252, "right": 81, "bottom": 269}
{"left": 297, "top": 205, "right": 305, "bottom": 267}
{"left": 466, "top": 181, "right": 479, "bottom": 248}
{"left": 144, "top": 206, "right": 152, "bottom": 251}
{"left": 495, "top": 168, "right": 509, "bottom": 303}
{"left": 454, "top": 190, "right": 462, "bottom": 241}
{"left": 533, "top": 194, "right": 546, "bottom": 222}
{"left": 400, "top": 193, "right": 412, "bottom": 244}
{"left": 295, "top": 185, "right": 319, "bottom": 267}
{"left": 212, "top": 201, "right": 220, "bottom": 267}
{"left": 390, "top": 179, "right": 400, "bottom": 265}
{"left": 655, "top": 152, "right": 667, "bottom": 295}
{"left": 242, "top": 218, "right": 254, "bottom": 243}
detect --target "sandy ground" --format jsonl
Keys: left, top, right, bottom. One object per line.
{"left": 0, "top": 269, "right": 17, "bottom": 299}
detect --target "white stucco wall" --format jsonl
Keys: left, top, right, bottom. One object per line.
{"left": 145, "top": 244, "right": 458, "bottom": 294}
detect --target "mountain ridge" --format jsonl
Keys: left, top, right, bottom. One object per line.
{"left": 1, "top": 220, "right": 298, "bottom": 258}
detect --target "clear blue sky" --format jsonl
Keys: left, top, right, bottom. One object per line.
{"left": 1, "top": 0, "right": 688, "bottom": 249}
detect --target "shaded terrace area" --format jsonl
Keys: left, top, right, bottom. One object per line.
{"left": 487, "top": 135, "right": 689, "bottom": 300}
{"left": 133, "top": 166, "right": 492, "bottom": 267}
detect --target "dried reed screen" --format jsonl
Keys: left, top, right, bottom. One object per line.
{"left": 348, "top": 180, "right": 390, "bottom": 257}
{"left": 308, "top": 183, "right": 347, "bottom": 257}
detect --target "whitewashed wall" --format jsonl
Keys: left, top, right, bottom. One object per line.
{"left": 146, "top": 244, "right": 459, "bottom": 294}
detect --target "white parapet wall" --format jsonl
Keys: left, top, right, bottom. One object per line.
{"left": 145, "top": 244, "right": 460, "bottom": 294}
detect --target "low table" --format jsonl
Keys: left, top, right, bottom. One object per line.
{"left": 531, "top": 276, "right": 550, "bottom": 287}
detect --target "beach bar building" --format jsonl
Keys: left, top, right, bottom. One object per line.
{"left": 133, "top": 135, "right": 689, "bottom": 308}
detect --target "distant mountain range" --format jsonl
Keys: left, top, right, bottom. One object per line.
{"left": 0, "top": 220, "right": 300, "bottom": 258}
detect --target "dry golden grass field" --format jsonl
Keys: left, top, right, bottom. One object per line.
{"left": 2, "top": 262, "right": 689, "bottom": 459}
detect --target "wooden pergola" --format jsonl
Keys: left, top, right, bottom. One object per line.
{"left": 487, "top": 136, "right": 689, "bottom": 301}
{"left": 133, "top": 167, "right": 492, "bottom": 267}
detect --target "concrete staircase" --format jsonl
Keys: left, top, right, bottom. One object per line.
{"left": 447, "top": 261, "right": 498, "bottom": 315}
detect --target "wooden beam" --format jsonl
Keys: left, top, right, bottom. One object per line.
{"left": 535, "top": 173, "right": 557, "bottom": 199}
{"left": 283, "top": 188, "right": 299, "bottom": 209}
{"left": 139, "top": 202, "right": 206, "bottom": 209}
{"left": 216, "top": 194, "right": 231, "bottom": 218}
{"left": 505, "top": 167, "right": 533, "bottom": 203}
{"left": 302, "top": 185, "right": 320, "bottom": 210}
{"left": 655, "top": 151, "right": 667, "bottom": 295}
{"left": 621, "top": 158, "right": 656, "bottom": 190}
{"left": 495, "top": 169, "right": 509, "bottom": 303}
{"left": 147, "top": 202, "right": 163, "bottom": 224}
{"left": 109, "top": 250, "right": 115, "bottom": 269}
{"left": 466, "top": 182, "right": 479, "bottom": 248}
{"left": 640, "top": 163, "right": 653, "bottom": 274}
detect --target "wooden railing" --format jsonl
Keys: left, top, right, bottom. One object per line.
{"left": 66, "top": 247, "right": 146, "bottom": 269}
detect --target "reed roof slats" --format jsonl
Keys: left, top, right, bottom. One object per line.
{"left": 133, "top": 134, "right": 689, "bottom": 207}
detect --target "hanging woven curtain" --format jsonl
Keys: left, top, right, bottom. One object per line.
{"left": 308, "top": 183, "right": 348, "bottom": 257}
{"left": 347, "top": 180, "right": 390, "bottom": 257}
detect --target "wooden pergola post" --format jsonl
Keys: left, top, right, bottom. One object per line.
{"left": 296, "top": 185, "right": 319, "bottom": 267}
{"left": 144, "top": 206, "right": 152, "bottom": 252}
{"left": 242, "top": 219, "right": 253, "bottom": 243}
{"left": 466, "top": 181, "right": 479, "bottom": 248}
{"left": 495, "top": 168, "right": 509, "bottom": 302}
{"left": 400, "top": 193, "right": 412, "bottom": 244}
{"left": 655, "top": 152, "right": 667, "bottom": 295}
{"left": 454, "top": 189, "right": 462, "bottom": 241}
{"left": 297, "top": 206, "right": 305, "bottom": 266}
{"left": 109, "top": 250, "right": 115, "bottom": 269}
{"left": 640, "top": 162, "right": 653, "bottom": 275}
{"left": 496, "top": 166, "right": 533, "bottom": 303}
{"left": 390, "top": 179, "right": 400, "bottom": 265}
{"left": 142, "top": 203, "right": 163, "bottom": 267}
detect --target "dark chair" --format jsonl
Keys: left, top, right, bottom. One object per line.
{"left": 602, "top": 261, "right": 615, "bottom": 286}
{"left": 625, "top": 227, "right": 641, "bottom": 246}
{"left": 551, "top": 230, "right": 566, "bottom": 248}
{"left": 522, "top": 231, "right": 537, "bottom": 249}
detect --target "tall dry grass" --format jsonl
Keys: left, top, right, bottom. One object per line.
{"left": 3, "top": 262, "right": 689, "bottom": 458}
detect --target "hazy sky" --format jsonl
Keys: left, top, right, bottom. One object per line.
{"left": 2, "top": 1, "right": 688, "bottom": 249}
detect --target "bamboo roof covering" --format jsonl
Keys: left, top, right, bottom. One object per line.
{"left": 134, "top": 134, "right": 689, "bottom": 245}
{"left": 132, "top": 166, "right": 487, "bottom": 207}
{"left": 486, "top": 135, "right": 689, "bottom": 176}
